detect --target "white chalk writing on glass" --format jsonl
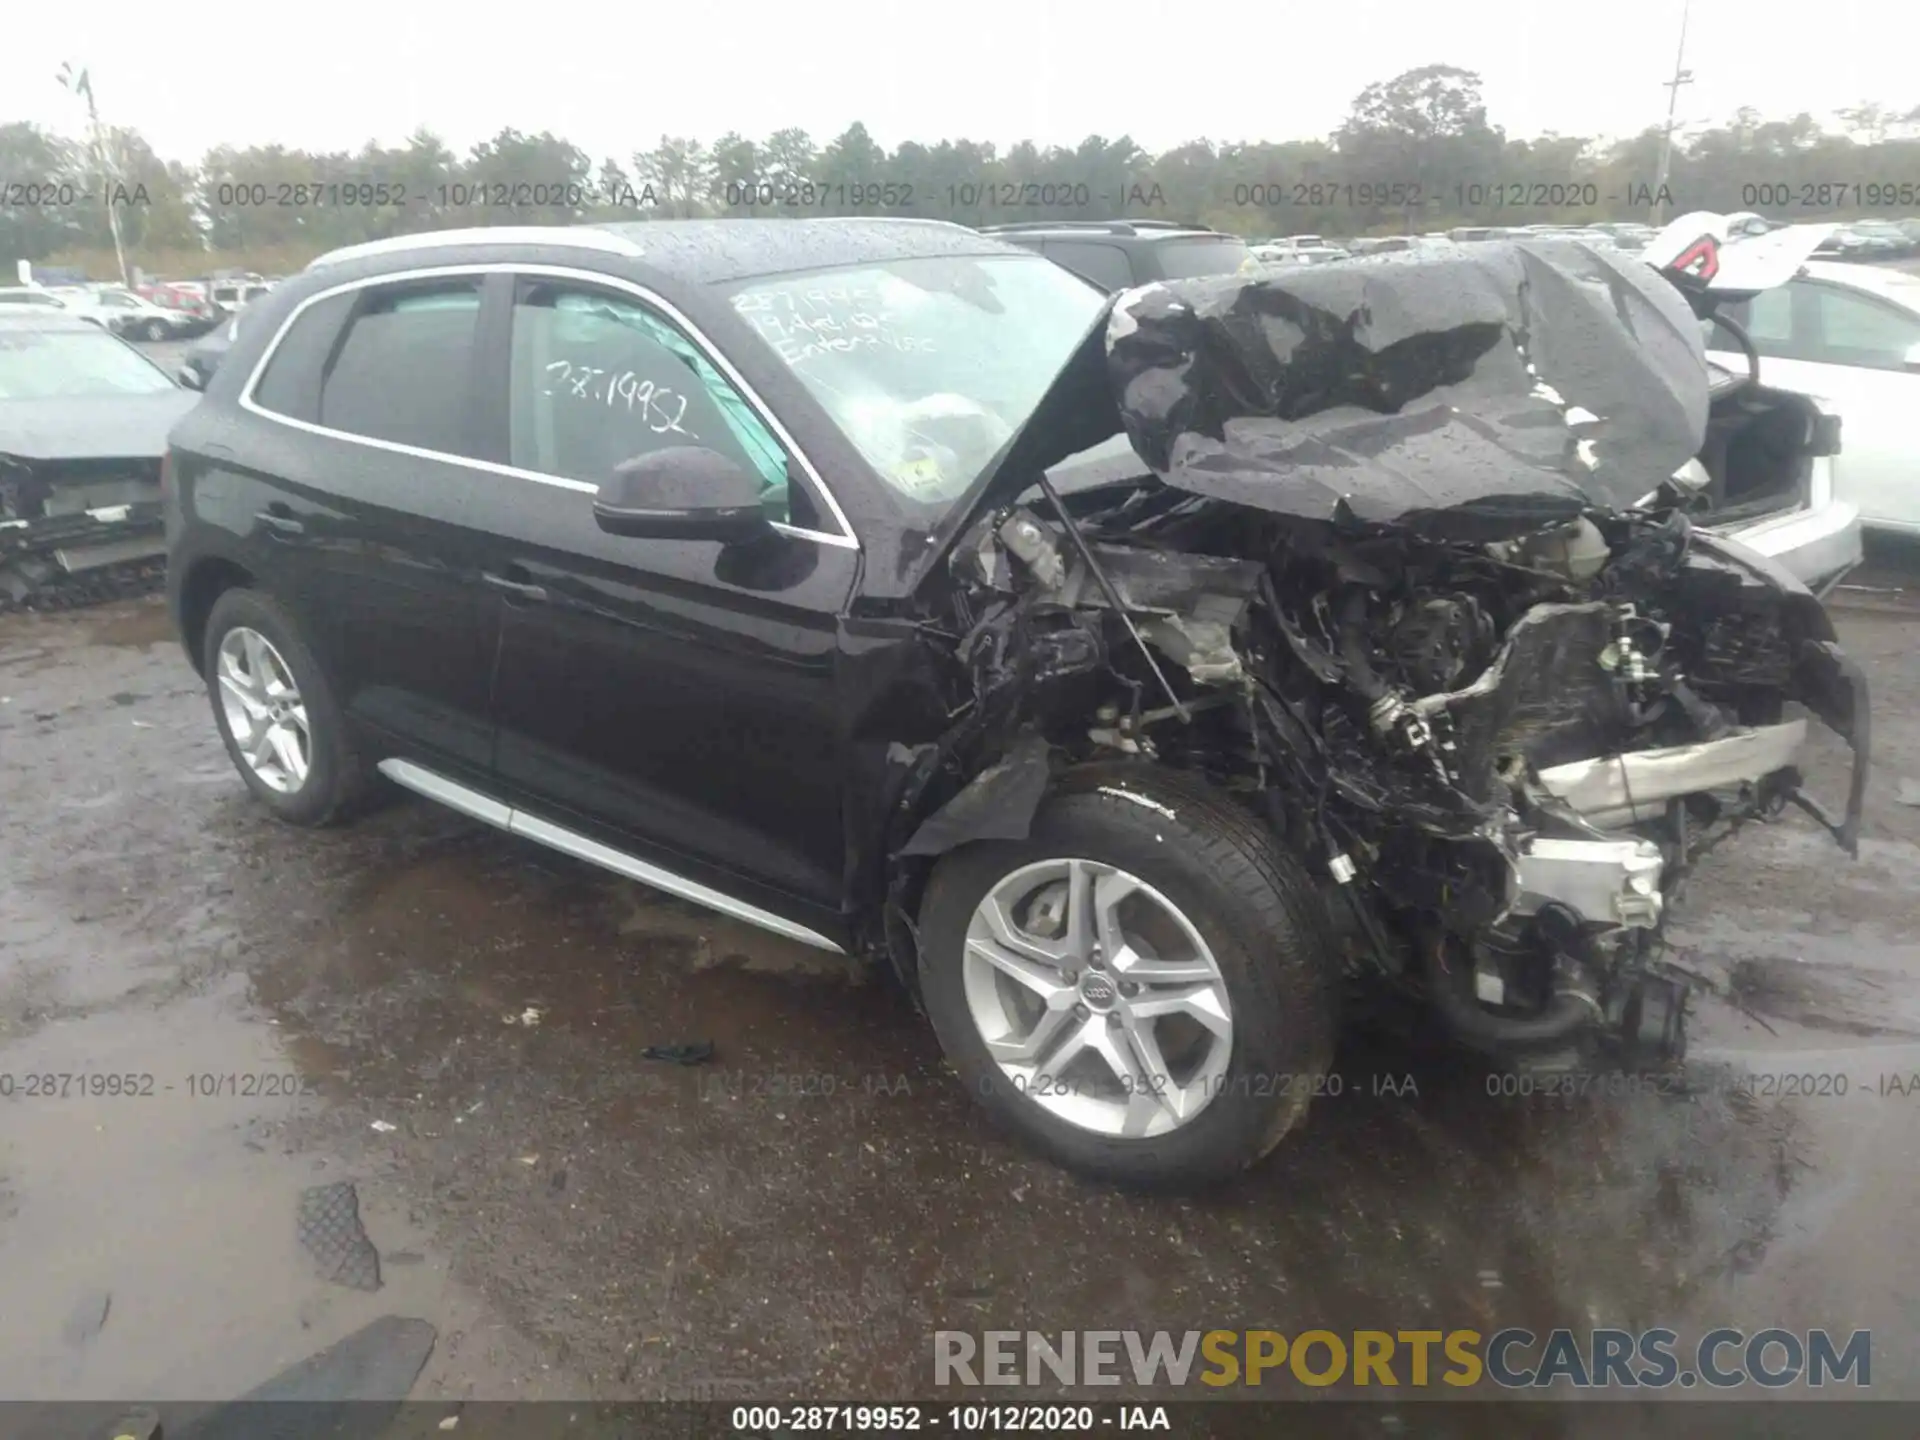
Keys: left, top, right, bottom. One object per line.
{"left": 543, "top": 360, "right": 695, "bottom": 438}
{"left": 731, "top": 287, "right": 935, "bottom": 366}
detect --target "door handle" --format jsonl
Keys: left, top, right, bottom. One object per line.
{"left": 255, "top": 507, "right": 304, "bottom": 537}
{"left": 481, "top": 570, "right": 549, "bottom": 603}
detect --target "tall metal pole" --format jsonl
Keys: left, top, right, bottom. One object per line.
{"left": 1651, "top": 0, "right": 1694, "bottom": 227}
{"left": 57, "top": 63, "right": 130, "bottom": 288}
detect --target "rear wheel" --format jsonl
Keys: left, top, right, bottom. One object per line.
{"left": 141, "top": 318, "right": 168, "bottom": 342}
{"left": 202, "top": 588, "right": 367, "bottom": 826}
{"left": 918, "top": 765, "right": 1339, "bottom": 1189}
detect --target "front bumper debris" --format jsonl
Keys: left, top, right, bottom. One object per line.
{"left": 1536, "top": 720, "right": 1807, "bottom": 828}
{"left": 1, "top": 459, "right": 166, "bottom": 613}
{"left": 1513, "top": 836, "right": 1666, "bottom": 929}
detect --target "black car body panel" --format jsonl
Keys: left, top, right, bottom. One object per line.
{"left": 165, "top": 218, "right": 1866, "bottom": 1076}
{"left": 178, "top": 309, "right": 247, "bottom": 388}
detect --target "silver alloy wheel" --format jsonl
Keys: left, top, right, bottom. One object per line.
{"left": 962, "top": 858, "right": 1233, "bottom": 1139}
{"left": 215, "top": 627, "right": 311, "bottom": 794}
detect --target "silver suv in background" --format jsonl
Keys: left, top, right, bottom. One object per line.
{"left": 978, "top": 220, "right": 1251, "bottom": 291}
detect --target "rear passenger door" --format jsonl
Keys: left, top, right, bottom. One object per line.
{"left": 242, "top": 272, "right": 503, "bottom": 778}
{"left": 469, "top": 273, "right": 859, "bottom": 927}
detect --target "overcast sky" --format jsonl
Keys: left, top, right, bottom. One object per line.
{"left": 4, "top": 0, "right": 1907, "bottom": 165}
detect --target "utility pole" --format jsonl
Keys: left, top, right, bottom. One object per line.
{"left": 1650, "top": 0, "right": 1694, "bottom": 228}
{"left": 56, "top": 62, "right": 131, "bottom": 289}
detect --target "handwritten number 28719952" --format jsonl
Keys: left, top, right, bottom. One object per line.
{"left": 544, "top": 360, "right": 694, "bottom": 438}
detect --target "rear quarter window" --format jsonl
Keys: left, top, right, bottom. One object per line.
{"left": 317, "top": 282, "right": 483, "bottom": 455}
{"left": 249, "top": 290, "right": 357, "bottom": 423}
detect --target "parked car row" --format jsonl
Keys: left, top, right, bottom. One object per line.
{"left": 1246, "top": 221, "right": 1665, "bottom": 261}
{"left": 0, "top": 283, "right": 200, "bottom": 341}
{"left": 1814, "top": 217, "right": 1920, "bottom": 261}
{"left": 0, "top": 275, "right": 282, "bottom": 346}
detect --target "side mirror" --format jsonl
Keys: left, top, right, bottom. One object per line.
{"left": 592, "top": 447, "right": 772, "bottom": 543}
{"left": 176, "top": 364, "right": 206, "bottom": 391}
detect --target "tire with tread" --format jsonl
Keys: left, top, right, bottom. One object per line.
{"left": 918, "top": 762, "right": 1339, "bottom": 1189}
{"left": 202, "top": 587, "right": 369, "bottom": 827}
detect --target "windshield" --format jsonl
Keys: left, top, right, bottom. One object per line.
{"left": 0, "top": 326, "right": 178, "bottom": 399}
{"left": 728, "top": 253, "right": 1107, "bottom": 513}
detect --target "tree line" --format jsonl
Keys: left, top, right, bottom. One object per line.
{"left": 5, "top": 65, "right": 1919, "bottom": 276}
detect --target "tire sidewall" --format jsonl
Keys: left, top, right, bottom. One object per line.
{"left": 919, "top": 787, "right": 1334, "bottom": 1188}
{"left": 202, "top": 589, "right": 349, "bottom": 825}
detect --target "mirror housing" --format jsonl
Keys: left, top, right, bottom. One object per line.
{"left": 175, "top": 363, "right": 206, "bottom": 392}
{"left": 592, "top": 447, "right": 772, "bottom": 542}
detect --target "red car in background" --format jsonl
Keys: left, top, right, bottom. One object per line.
{"left": 135, "top": 282, "right": 223, "bottom": 338}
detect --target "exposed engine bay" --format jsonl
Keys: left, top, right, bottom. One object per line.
{"left": 892, "top": 221, "right": 1869, "bottom": 1073}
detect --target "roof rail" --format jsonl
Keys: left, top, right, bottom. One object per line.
{"left": 802, "top": 215, "right": 970, "bottom": 227}
{"left": 978, "top": 219, "right": 1218, "bottom": 238}
{"left": 306, "top": 225, "right": 646, "bottom": 271}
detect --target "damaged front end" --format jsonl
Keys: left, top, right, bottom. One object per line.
{"left": 908, "top": 231, "right": 1868, "bottom": 1074}
{"left": 0, "top": 452, "right": 169, "bottom": 612}
{"left": 0, "top": 324, "right": 196, "bottom": 612}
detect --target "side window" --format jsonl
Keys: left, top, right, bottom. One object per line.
{"left": 1709, "top": 286, "right": 1794, "bottom": 363}
{"left": 317, "top": 280, "right": 483, "bottom": 455}
{"left": 249, "top": 290, "right": 363, "bottom": 425}
{"left": 1042, "top": 241, "right": 1134, "bottom": 292}
{"left": 1803, "top": 285, "right": 1920, "bottom": 369}
{"left": 1740, "top": 286, "right": 1794, "bottom": 348}
{"left": 508, "top": 280, "right": 794, "bottom": 524}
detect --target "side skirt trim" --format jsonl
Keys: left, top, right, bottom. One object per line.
{"left": 376, "top": 758, "right": 846, "bottom": 954}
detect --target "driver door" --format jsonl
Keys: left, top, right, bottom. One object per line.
{"left": 468, "top": 274, "right": 859, "bottom": 930}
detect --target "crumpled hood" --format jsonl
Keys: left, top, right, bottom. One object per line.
{"left": 1104, "top": 240, "right": 1712, "bottom": 539}
{"left": 0, "top": 391, "right": 199, "bottom": 463}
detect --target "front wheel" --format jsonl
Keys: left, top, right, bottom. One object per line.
{"left": 202, "top": 588, "right": 368, "bottom": 826}
{"left": 142, "top": 318, "right": 168, "bottom": 342}
{"left": 918, "top": 765, "right": 1339, "bottom": 1189}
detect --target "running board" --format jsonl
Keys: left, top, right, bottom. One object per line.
{"left": 375, "top": 758, "right": 846, "bottom": 954}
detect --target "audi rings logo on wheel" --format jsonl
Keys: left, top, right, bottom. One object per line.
{"left": 1080, "top": 974, "right": 1118, "bottom": 1008}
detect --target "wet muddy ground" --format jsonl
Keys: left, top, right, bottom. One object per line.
{"left": 4, "top": 548, "right": 1920, "bottom": 1410}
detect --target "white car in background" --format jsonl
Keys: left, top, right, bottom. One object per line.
{"left": 1635, "top": 213, "right": 1864, "bottom": 591}
{"left": 0, "top": 287, "right": 76, "bottom": 315}
{"left": 1704, "top": 259, "right": 1920, "bottom": 536}
{"left": 78, "top": 286, "right": 200, "bottom": 341}
{"left": 2, "top": 284, "right": 201, "bottom": 340}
